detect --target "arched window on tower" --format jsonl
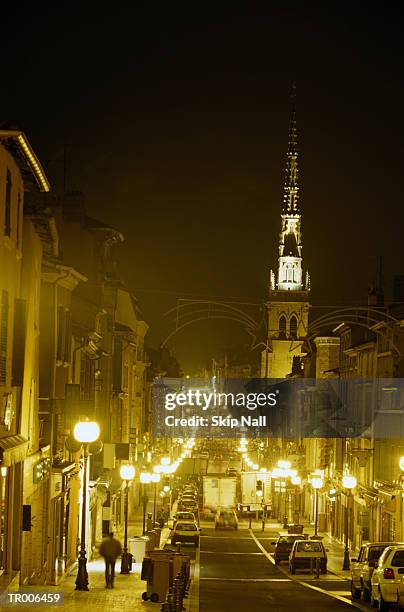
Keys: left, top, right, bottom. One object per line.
{"left": 290, "top": 315, "right": 298, "bottom": 340}
{"left": 279, "top": 315, "right": 287, "bottom": 340}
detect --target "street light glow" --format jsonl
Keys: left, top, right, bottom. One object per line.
{"left": 400, "top": 456, "right": 404, "bottom": 472}
{"left": 151, "top": 473, "right": 161, "bottom": 483}
{"left": 73, "top": 421, "right": 100, "bottom": 443}
{"left": 120, "top": 465, "right": 135, "bottom": 481}
{"left": 312, "top": 476, "right": 323, "bottom": 489}
{"left": 140, "top": 472, "right": 152, "bottom": 484}
{"left": 161, "top": 457, "right": 170, "bottom": 465}
{"left": 342, "top": 475, "right": 357, "bottom": 489}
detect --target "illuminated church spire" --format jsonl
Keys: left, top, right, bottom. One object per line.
{"left": 270, "top": 86, "right": 310, "bottom": 292}
{"left": 282, "top": 84, "right": 299, "bottom": 215}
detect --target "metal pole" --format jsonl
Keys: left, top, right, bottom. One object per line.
{"left": 314, "top": 488, "right": 318, "bottom": 536}
{"left": 142, "top": 484, "right": 147, "bottom": 535}
{"left": 153, "top": 482, "right": 157, "bottom": 524}
{"left": 120, "top": 482, "right": 130, "bottom": 573}
{"left": 75, "top": 444, "right": 89, "bottom": 590}
{"left": 283, "top": 479, "right": 288, "bottom": 528}
{"left": 342, "top": 490, "right": 350, "bottom": 570}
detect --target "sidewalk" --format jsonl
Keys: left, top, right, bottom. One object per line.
{"left": 7, "top": 512, "right": 173, "bottom": 612}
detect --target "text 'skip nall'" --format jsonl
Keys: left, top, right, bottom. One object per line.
{"left": 163, "top": 389, "right": 279, "bottom": 429}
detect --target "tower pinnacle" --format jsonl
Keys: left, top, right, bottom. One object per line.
{"left": 282, "top": 84, "right": 299, "bottom": 215}
{"left": 269, "top": 87, "right": 310, "bottom": 293}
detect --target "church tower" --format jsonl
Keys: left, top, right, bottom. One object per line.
{"left": 261, "top": 89, "right": 310, "bottom": 378}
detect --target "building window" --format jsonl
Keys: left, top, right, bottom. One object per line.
{"left": 290, "top": 315, "right": 298, "bottom": 340}
{"left": 0, "top": 290, "right": 9, "bottom": 385}
{"left": 4, "top": 169, "right": 12, "bottom": 237}
{"left": 279, "top": 315, "right": 287, "bottom": 340}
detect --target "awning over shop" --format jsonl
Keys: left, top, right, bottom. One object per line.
{"left": 377, "top": 489, "right": 397, "bottom": 513}
{"left": 0, "top": 434, "right": 29, "bottom": 466}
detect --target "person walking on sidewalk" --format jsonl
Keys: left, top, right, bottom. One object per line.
{"left": 99, "top": 532, "right": 122, "bottom": 588}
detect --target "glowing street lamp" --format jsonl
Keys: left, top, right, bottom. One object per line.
{"left": 119, "top": 464, "right": 135, "bottom": 574}
{"left": 140, "top": 472, "right": 152, "bottom": 534}
{"left": 342, "top": 474, "right": 357, "bottom": 570}
{"left": 151, "top": 473, "right": 161, "bottom": 523}
{"left": 400, "top": 457, "right": 404, "bottom": 472}
{"left": 73, "top": 421, "right": 100, "bottom": 444}
{"left": 73, "top": 420, "right": 99, "bottom": 591}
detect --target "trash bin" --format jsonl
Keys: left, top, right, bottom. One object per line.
{"left": 152, "top": 527, "right": 162, "bottom": 547}
{"left": 172, "top": 553, "right": 190, "bottom": 584}
{"left": 129, "top": 536, "right": 148, "bottom": 563}
{"left": 145, "top": 530, "right": 157, "bottom": 550}
{"left": 141, "top": 550, "right": 173, "bottom": 603}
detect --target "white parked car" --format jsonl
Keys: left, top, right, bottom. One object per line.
{"left": 171, "top": 521, "right": 200, "bottom": 546}
{"left": 351, "top": 542, "right": 402, "bottom": 601}
{"left": 371, "top": 544, "right": 404, "bottom": 609}
{"left": 289, "top": 539, "right": 327, "bottom": 574}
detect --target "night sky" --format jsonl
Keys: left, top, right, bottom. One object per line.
{"left": 2, "top": 4, "right": 404, "bottom": 370}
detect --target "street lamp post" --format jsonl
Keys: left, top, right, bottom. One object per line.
{"left": 276, "top": 460, "right": 292, "bottom": 528}
{"left": 342, "top": 475, "right": 357, "bottom": 571}
{"left": 151, "top": 473, "right": 161, "bottom": 524}
{"left": 312, "top": 477, "right": 323, "bottom": 537}
{"left": 140, "top": 472, "right": 152, "bottom": 534}
{"left": 291, "top": 475, "right": 301, "bottom": 523}
{"left": 73, "top": 421, "right": 100, "bottom": 591}
{"left": 120, "top": 464, "right": 135, "bottom": 574}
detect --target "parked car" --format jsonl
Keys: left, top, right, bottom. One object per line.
{"left": 351, "top": 542, "right": 402, "bottom": 601}
{"left": 171, "top": 521, "right": 200, "bottom": 546}
{"left": 371, "top": 545, "right": 404, "bottom": 609}
{"left": 179, "top": 493, "right": 198, "bottom": 501}
{"left": 180, "top": 487, "right": 198, "bottom": 496}
{"left": 271, "top": 533, "right": 306, "bottom": 565}
{"left": 289, "top": 539, "right": 327, "bottom": 574}
{"left": 178, "top": 499, "right": 199, "bottom": 512}
{"left": 215, "top": 508, "right": 238, "bottom": 529}
{"left": 173, "top": 511, "right": 197, "bottom": 525}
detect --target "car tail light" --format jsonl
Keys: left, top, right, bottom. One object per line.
{"left": 383, "top": 568, "right": 395, "bottom": 579}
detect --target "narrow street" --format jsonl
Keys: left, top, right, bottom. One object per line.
{"left": 198, "top": 520, "right": 367, "bottom": 612}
